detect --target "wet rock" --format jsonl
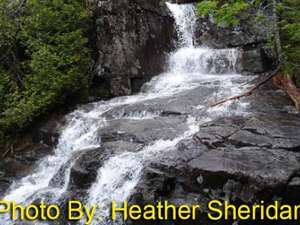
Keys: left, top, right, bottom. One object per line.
{"left": 98, "top": 116, "right": 188, "bottom": 144}
{"left": 67, "top": 141, "right": 145, "bottom": 192}
{"left": 237, "top": 47, "right": 276, "bottom": 74}
{"left": 0, "top": 113, "right": 64, "bottom": 196}
{"left": 0, "top": 143, "right": 52, "bottom": 196}
{"left": 238, "top": 49, "right": 264, "bottom": 74}
{"left": 195, "top": 18, "right": 253, "bottom": 49}
{"left": 103, "top": 84, "right": 219, "bottom": 118}
{"left": 187, "top": 146, "right": 299, "bottom": 189}
{"left": 194, "top": 3, "right": 278, "bottom": 74}
{"left": 32, "top": 113, "right": 66, "bottom": 147}
{"left": 0, "top": 111, "right": 65, "bottom": 195}
{"left": 128, "top": 86, "right": 300, "bottom": 224}
{"left": 194, "top": 4, "right": 272, "bottom": 49}
{"left": 110, "top": 76, "right": 132, "bottom": 97}
{"left": 91, "top": 0, "right": 176, "bottom": 98}
{"left": 68, "top": 148, "right": 105, "bottom": 191}
{"left": 247, "top": 85, "right": 296, "bottom": 114}
{"left": 228, "top": 130, "right": 274, "bottom": 147}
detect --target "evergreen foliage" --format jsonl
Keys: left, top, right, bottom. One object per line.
{"left": 0, "top": 0, "right": 91, "bottom": 142}
{"left": 197, "top": 0, "right": 250, "bottom": 27}
{"left": 278, "top": 0, "right": 300, "bottom": 84}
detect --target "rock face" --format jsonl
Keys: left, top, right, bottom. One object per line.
{"left": 90, "top": 0, "right": 176, "bottom": 98}
{"left": 194, "top": 1, "right": 278, "bottom": 74}
{"left": 128, "top": 86, "right": 300, "bottom": 225}
{"left": 237, "top": 47, "right": 275, "bottom": 74}
{"left": 0, "top": 114, "right": 65, "bottom": 196}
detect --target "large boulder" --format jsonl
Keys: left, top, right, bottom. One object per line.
{"left": 127, "top": 86, "right": 300, "bottom": 225}
{"left": 129, "top": 115, "right": 300, "bottom": 224}
{"left": 90, "top": 0, "right": 176, "bottom": 99}
{"left": 237, "top": 47, "right": 276, "bottom": 74}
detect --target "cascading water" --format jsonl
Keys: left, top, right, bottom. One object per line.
{"left": 167, "top": 3, "right": 196, "bottom": 47}
{"left": 1, "top": 3, "right": 254, "bottom": 225}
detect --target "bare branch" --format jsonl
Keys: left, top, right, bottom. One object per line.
{"left": 210, "top": 67, "right": 281, "bottom": 107}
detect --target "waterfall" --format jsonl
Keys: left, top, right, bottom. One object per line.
{"left": 1, "top": 3, "right": 253, "bottom": 225}
{"left": 85, "top": 4, "right": 250, "bottom": 225}
{"left": 166, "top": 3, "right": 196, "bottom": 47}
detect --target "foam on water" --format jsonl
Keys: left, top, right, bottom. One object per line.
{"left": 86, "top": 117, "right": 200, "bottom": 225}
{"left": 1, "top": 3, "right": 253, "bottom": 225}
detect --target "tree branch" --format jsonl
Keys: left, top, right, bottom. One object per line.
{"left": 210, "top": 67, "right": 281, "bottom": 107}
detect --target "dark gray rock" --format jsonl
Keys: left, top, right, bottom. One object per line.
{"left": 195, "top": 19, "right": 249, "bottom": 49}
{"left": 194, "top": 2, "right": 278, "bottom": 74}
{"left": 68, "top": 141, "right": 144, "bottom": 191}
{"left": 68, "top": 148, "right": 105, "bottom": 191}
{"left": 0, "top": 142, "right": 52, "bottom": 196}
{"left": 98, "top": 116, "right": 188, "bottom": 144}
{"left": 102, "top": 84, "right": 220, "bottom": 119}
{"left": 0, "top": 113, "right": 64, "bottom": 196}
{"left": 187, "top": 146, "right": 299, "bottom": 189}
{"left": 91, "top": 0, "right": 176, "bottom": 98}
{"left": 237, "top": 48, "right": 276, "bottom": 74}
{"left": 194, "top": 3, "right": 272, "bottom": 48}
{"left": 127, "top": 86, "right": 300, "bottom": 224}
{"left": 32, "top": 113, "right": 66, "bottom": 147}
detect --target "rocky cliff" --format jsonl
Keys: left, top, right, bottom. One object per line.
{"left": 90, "top": 0, "right": 176, "bottom": 99}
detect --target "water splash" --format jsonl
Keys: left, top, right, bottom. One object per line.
{"left": 86, "top": 117, "right": 199, "bottom": 225}
{"left": 84, "top": 4, "right": 251, "bottom": 225}
{"left": 1, "top": 3, "right": 254, "bottom": 225}
{"left": 166, "top": 2, "right": 196, "bottom": 47}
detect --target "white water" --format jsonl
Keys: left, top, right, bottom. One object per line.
{"left": 167, "top": 3, "right": 196, "bottom": 47}
{"left": 2, "top": 3, "right": 253, "bottom": 225}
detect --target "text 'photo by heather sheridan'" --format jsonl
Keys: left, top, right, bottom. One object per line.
{"left": 0, "top": 0, "right": 300, "bottom": 224}
{"left": 1, "top": 200, "right": 300, "bottom": 224}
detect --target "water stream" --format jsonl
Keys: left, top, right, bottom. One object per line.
{"left": 1, "top": 3, "right": 254, "bottom": 225}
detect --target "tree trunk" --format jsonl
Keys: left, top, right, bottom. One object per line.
{"left": 273, "top": 73, "right": 300, "bottom": 111}
{"left": 272, "top": 0, "right": 282, "bottom": 65}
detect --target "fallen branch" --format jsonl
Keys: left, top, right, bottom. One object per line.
{"left": 210, "top": 67, "right": 281, "bottom": 107}
{"left": 1, "top": 144, "right": 13, "bottom": 160}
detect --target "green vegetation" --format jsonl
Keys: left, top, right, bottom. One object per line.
{"left": 0, "top": 0, "right": 92, "bottom": 143}
{"left": 197, "top": 0, "right": 250, "bottom": 27}
{"left": 278, "top": 0, "right": 300, "bottom": 84}
{"left": 197, "top": 0, "right": 300, "bottom": 85}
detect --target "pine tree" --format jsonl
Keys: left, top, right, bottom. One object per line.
{"left": 0, "top": 0, "right": 91, "bottom": 142}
